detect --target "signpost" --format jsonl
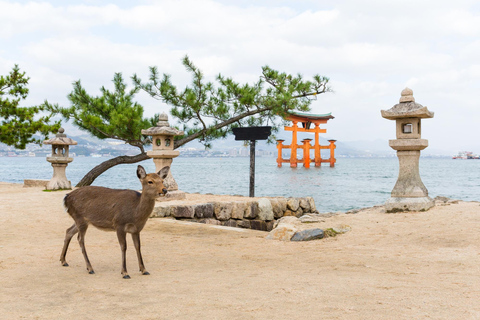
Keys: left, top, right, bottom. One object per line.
{"left": 232, "top": 126, "right": 272, "bottom": 197}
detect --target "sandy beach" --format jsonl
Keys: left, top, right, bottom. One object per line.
{"left": 1, "top": 181, "right": 480, "bottom": 319}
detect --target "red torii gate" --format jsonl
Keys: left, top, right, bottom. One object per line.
{"left": 276, "top": 111, "right": 336, "bottom": 168}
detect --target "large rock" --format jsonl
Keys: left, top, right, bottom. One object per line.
{"left": 291, "top": 228, "right": 325, "bottom": 241}
{"left": 287, "top": 198, "right": 300, "bottom": 211}
{"left": 171, "top": 205, "right": 195, "bottom": 218}
{"left": 232, "top": 201, "right": 247, "bottom": 219}
{"left": 270, "top": 198, "right": 287, "bottom": 219}
{"left": 257, "top": 198, "right": 274, "bottom": 221}
{"left": 194, "top": 203, "right": 214, "bottom": 218}
{"left": 214, "top": 202, "right": 233, "bottom": 221}
{"left": 151, "top": 204, "right": 172, "bottom": 218}
{"left": 244, "top": 202, "right": 258, "bottom": 219}
{"left": 306, "top": 197, "right": 317, "bottom": 213}
{"left": 250, "top": 220, "right": 268, "bottom": 231}
{"left": 299, "top": 198, "right": 311, "bottom": 212}
{"left": 266, "top": 223, "right": 298, "bottom": 241}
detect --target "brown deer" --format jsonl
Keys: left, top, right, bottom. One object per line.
{"left": 60, "top": 165, "right": 169, "bottom": 279}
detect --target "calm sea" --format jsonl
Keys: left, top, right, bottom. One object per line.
{"left": 1, "top": 156, "right": 479, "bottom": 212}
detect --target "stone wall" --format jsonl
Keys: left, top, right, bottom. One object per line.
{"left": 151, "top": 196, "right": 317, "bottom": 232}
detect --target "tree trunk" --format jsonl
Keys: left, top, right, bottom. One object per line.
{"left": 75, "top": 153, "right": 150, "bottom": 187}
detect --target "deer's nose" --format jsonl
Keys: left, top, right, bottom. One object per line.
{"left": 162, "top": 188, "right": 168, "bottom": 195}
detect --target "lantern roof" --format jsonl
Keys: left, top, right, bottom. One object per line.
{"left": 141, "top": 113, "right": 184, "bottom": 136}
{"left": 381, "top": 88, "right": 434, "bottom": 120}
{"left": 43, "top": 128, "right": 77, "bottom": 145}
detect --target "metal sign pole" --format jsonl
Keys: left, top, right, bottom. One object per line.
{"left": 249, "top": 140, "right": 256, "bottom": 197}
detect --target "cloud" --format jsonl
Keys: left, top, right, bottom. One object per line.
{"left": 1, "top": 0, "right": 479, "bottom": 154}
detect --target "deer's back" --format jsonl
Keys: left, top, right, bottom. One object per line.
{"left": 64, "top": 186, "right": 142, "bottom": 230}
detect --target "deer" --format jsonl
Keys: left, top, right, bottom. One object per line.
{"left": 60, "top": 165, "right": 170, "bottom": 279}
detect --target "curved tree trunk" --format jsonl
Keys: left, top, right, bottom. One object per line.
{"left": 75, "top": 153, "right": 150, "bottom": 187}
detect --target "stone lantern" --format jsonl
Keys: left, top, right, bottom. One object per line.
{"left": 43, "top": 128, "right": 77, "bottom": 190}
{"left": 141, "top": 113, "right": 185, "bottom": 200}
{"left": 381, "top": 88, "right": 435, "bottom": 212}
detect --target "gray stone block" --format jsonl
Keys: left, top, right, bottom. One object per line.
{"left": 291, "top": 228, "right": 325, "bottom": 241}
{"left": 171, "top": 205, "right": 195, "bottom": 218}
{"left": 250, "top": 220, "right": 268, "bottom": 231}
{"left": 232, "top": 201, "right": 247, "bottom": 220}
{"left": 194, "top": 203, "right": 214, "bottom": 218}
{"left": 257, "top": 198, "right": 274, "bottom": 221}
{"left": 214, "top": 202, "right": 233, "bottom": 221}
{"left": 244, "top": 202, "right": 258, "bottom": 219}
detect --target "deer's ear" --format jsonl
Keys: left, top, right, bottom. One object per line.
{"left": 137, "top": 165, "right": 147, "bottom": 179}
{"left": 158, "top": 166, "right": 170, "bottom": 180}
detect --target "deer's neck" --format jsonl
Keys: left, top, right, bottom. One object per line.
{"left": 136, "top": 193, "right": 156, "bottom": 220}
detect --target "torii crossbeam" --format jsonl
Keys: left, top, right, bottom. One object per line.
{"left": 276, "top": 111, "right": 336, "bottom": 168}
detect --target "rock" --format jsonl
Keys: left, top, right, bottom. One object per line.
{"left": 171, "top": 205, "right": 195, "bottom": 219}
{"left": 203, "top": 219, "right": 222, "bottom": 225}
{"left": 151, "top": 204, "right": 171, "bottom": 217}
{"left": 434, "top": 196, "right": 450, "bottom": 203}
{"left": 299, "top": 198, "right": 310, "bottom": 212}
{"left": 287, "top": 198, "right": 300, "bottom": 211}
{"left": 250, "top": 220, "right": 268, "bottom": 231}
{"left": 214, "top": 202, "right": 233, "bottom": 221}
{"left": 270, "top": 198, "right": 287, "bottom": 219}
{"left": 237, "top": 220, "right": 251, "bottom": 229}
{"left": 194, "top": 203, "right": 214, "bottom": 218}
{"left": 306, "top": 197, "right": 317, "bottom": 213}
{"left": 222, "top": 220, "right": 238, "bottom": 228}
{"left": 332, "top": 225, "right": 352, "bottom": 234}
{"left": 299, "top": 214, "right": 325, "bottom": 223}
{"left": 283, "top": 210, "right": 296, "bottom": 217}
{"left": 294, "top": 207, "right": 304, "bottom": 218}
{"left": 346, "top": 209, "right": 360, "bottom": 214}
{"left": 244, "top": 202, "right": 258, "bottom": 219}
{"left": 257, "top": 198, "right": 274, "bottom": 221}
{"left": 291, "top": 228, "right": 325, "bottom": 241}
{"left": 266, "top": 223, "right": 298, "bottom": 241}
{"left": 447, "top": 200, "right": 459, "bottom": 204}
{"left": 232, "top": 201, "right": 247, "bottom": 219}
{"left": 273, "top": 216, "right": 299, "bottom": 229}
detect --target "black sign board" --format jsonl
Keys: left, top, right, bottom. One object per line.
{"left": 231, "top": 126, "right": 272, "bottom": 197}
{"left": 232, "top": 126, "right": 271, "bottom": 141}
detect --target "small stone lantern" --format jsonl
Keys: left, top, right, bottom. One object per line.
{"left": 381, "top": 88, "right": 435, "bottom": 212}
{"left": 141, "top": 113, "right": 185, "bottom": 200}
{"left": 43, "top": 128, "right": 77, "bottom": 190}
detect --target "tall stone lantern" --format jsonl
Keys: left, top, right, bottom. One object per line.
{"left": 43, "top": 128, "right": 77, "bottom": 190}
{"left": 141, "top": 113, "right": 186, "bottom": 200}
{"left": 381, "top": 88, "right": 435, "bottom": 212}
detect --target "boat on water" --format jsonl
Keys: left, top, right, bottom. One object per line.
{"left": 453, "top": 151, "right": 480, "bottom": 159}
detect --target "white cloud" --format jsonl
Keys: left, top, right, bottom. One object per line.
{"left": 0, "top": 0, "right": 479, "bottom": 154}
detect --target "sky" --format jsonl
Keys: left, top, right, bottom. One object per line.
{"left": 1, "top": 0, "right": 479, "bottom": 155}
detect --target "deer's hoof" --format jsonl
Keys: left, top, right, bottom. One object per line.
{"left": 88, "top": 270, "right": 95, "bottom": 274}
{"left": 62, "top": 262, "right": 69, "bottom": 267}
{"left": 142, "top": 271, "right": 150, "bottom": 275}
{"left": 123, "top": 275, "right": 131, "bottom": 279}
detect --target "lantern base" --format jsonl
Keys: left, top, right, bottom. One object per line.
{"left": 385, "top": 196, "right": 434, "bottom": 213}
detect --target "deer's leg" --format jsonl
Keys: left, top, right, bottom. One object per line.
{"left": 77, "top": 223, "right": 94, "bottom": 274}
{"left": 132, "top": 233, "right": 149, "bottom": 275}
{"left": 116, "top": 229, "right": 130, "bottom": 279}
{"left": 60, "top": 223, "right": 78, "bottom": 267}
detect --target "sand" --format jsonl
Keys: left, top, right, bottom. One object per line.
{"left": 1, "top": 181, "right": 480, "bottom": 319}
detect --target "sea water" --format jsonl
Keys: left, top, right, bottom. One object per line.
{"left": 1, "top": 156, "right": 479, "bottom": 212}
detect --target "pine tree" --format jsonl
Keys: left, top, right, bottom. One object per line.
{"left": 0, "top": 65, "right": 60, "bottom": 149}
{"left": 52, "top": 56, "right": 331, "bottom": 186}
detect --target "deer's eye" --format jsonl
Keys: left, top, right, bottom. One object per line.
{"left": 148, "top": 181, "right": 153, "bottom": 184}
